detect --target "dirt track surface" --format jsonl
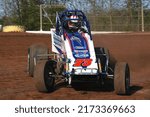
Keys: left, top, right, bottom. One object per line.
{"left": 0, "top": 32, "right": 150, "bottom": 100}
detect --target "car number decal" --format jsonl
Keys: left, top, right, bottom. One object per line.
{"left": 73, "top": 59, "right": 92, "bottom": 67}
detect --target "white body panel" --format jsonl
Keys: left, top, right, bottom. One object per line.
{"left": 64, "top": 33, "right": 98, "bottom": 75}
{"left": 51, "top": 29, "right": 65, "bottom": 54}
{"left": 51, "top": 28, "right": 98, "bottom": 75}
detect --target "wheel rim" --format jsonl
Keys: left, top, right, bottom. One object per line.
{"left": 44, "top": 62, "right": 55, "bottom": 91}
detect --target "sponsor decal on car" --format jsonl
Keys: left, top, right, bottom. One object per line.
{"left": 73, "top": 59, "right": 92, "bottom": 67}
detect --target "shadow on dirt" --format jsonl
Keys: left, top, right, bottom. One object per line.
{"left": 129, "top": 85, "right": 143, "bottom": 95}
{"left": 54, "top": 79, "right": 114, "bottom": 92}
{"left": 55, "top": 82, "right": 67, "bottom": 89}
{"left": 55, "top": 81, "right": 143, "bottom": 96}
{"left": 71, "top": 79, "right": 114, "bottom": 92}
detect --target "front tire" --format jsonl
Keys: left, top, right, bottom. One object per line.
{"left": 27, "top": 44, "right": 48, "bottom": 77}
{"left": 34, "top": 60, "right": 57, "bottom": 92}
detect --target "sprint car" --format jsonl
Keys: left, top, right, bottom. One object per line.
{"left": 27, "top": 9, "right": 130, "bottom": 95}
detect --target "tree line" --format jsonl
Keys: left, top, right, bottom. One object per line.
{"left": 0, "top": 0, "right": 150, "bottom": 31}
{"left": 0, "top": 0, "right": 66, "bottom": 30}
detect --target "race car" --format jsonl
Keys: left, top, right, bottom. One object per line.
{"left": 27, "top": 9, "right": 130, "bottom": 95}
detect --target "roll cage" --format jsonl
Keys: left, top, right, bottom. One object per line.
{"left": 55, "top": 10, "right": 92, "bottom": 39}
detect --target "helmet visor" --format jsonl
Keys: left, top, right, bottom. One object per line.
{"left": 68, "top": 20, "right": 81, "bottom": 28}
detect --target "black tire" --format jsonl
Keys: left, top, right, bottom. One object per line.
{"left": 103, "top": 48, "right": 110, "bottom": 60}
{"left": 27, "top": 44, "right": 48, "bottom": 77}
{"left": 34, "top": 60, "right": 57, "bottom": 92}
{"left": 95, "top": 47, "right": 110, "bottom": 72}
{"left": 95, "top": 47, "right": 109, "bottom": 59}
{"left": 114, "top": 62, "right": 130, "bottom": 95}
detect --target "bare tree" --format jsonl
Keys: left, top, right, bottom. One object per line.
{"left": 127, "top": 0, "right": 132, "bottom": 26}
{"left": 109, "top": 0, "right": 113, "bottom": 31}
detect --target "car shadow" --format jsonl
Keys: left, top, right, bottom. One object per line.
{"left": 71, "top": 79, "right": 114, "bottom": 92}
{"left": 55, "top": 80, "right": 114, "bottom": 92}
{"left": 129, "top": 85, "right": 143, "bottom": 95}
{"left": 55, "top": 80, "right": 143, "bottom": 95}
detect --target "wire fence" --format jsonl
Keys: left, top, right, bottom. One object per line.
{"left": 87, "top": 15, "right": 150, "bottom": 31}
{"left": 40, "top": 4, "right": 150, "bottom": 32}
{"left": 42, "top": 14, "right": 150, "bottom": 32}
{"left": 1, "top": 0, "right": 150, "bottom": 32}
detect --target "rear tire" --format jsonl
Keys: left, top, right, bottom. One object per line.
{"left": 114, "top": 62, "right": 130, "bottom": 95}
{"left": 95, "top": 47, "right": 109, "bottom": 60}
{"left": 27, "top": 44, "right": 48, "bottom": 77}
{"left": 95, "top": 47, "right": 109, "bottom": 72}
{"left": 34, "top": 60, "right": 57, "bottom": 92}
